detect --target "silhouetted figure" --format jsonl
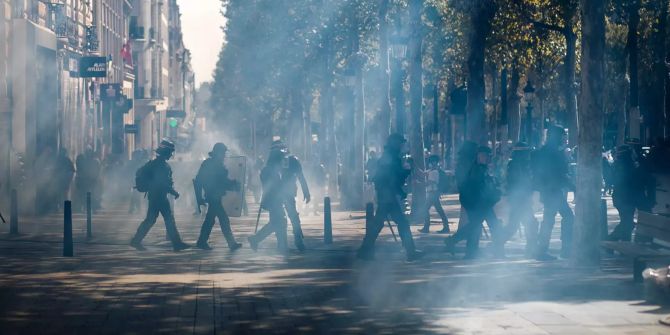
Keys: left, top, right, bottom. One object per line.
{"left": 130, "top": 139, "right": 189, "bottom": 252}
{"left": 273, "top": 140, "right": 310, "bottom": 251}
{"left": 365, "top": 150, "right": 378, "bottom": 182}
{"left": 445, "top": 146, "right": 501, "bottom": 259}
{"left": 194, "top": 143, "right": 242, "bottom": 251}
{"left": 75, "top": 148, "right": 101, "bottom": 213}
{"left": 419, "top": 155, "right": 449, "bottom": 234}
{"left": 454, "top": 141, "right": 479, "bottom": 231}
{"left": 54, "top": 148, "right": 75, "bottom": 210}
{"left": 248, "top": 144, "right": 289, "bottom": 253}
{"left": 35, "top": 147, "right": 57, "bottom": 215}
{"left": 607, "top": 145, "right": 654, "bottom": 241}
{"left": 357, "top": 134, "right": 423, "bottom": 262}
{"left": 128, "top": 150, "right": 148, "bottom": 214}
{"left": 533, "top": 125, "right": 574, "bottom": 261}
{"left": 496, "top": 142, "right": 538, "bottom": 257}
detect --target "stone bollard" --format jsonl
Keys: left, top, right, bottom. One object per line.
{"left": 86, "top": 192, "right": 92, "bottom": 239}
{"left": 324, "top": 197, "right": 332, "bottom": 244}
{"left": 10, "top": 189, "right": 18, "bottom": 235}
{"left": 63, "top": 201, "right": 73, "bottom": 257}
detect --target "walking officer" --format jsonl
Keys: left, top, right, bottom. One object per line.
{"left": 248, "top": 144, "right": 290, "bottom": 253}
{"left": 444, "top": 146, "right": 501, "bottom": 259}
{"left": 357, "top": 134, "right": 424, "bottom": 262}
{"left": 194, "top": 143, "right": 243, "bottom": 251}
{"left": 533, "top": 125, "right": 574, "bottom": 261}
{"left": 496, "top": 142, "right": 538, "bottom": 257}
{"left": 273, "top": 140, "right": 310, "bottom": 251}
{"left": 130, "top": 139, "right": 190, "bottom": 252}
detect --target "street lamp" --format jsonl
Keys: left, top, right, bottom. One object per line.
{"left": 523, "top": 80, "right": 536, "bottom": 144}
{"left": 389, "top": 32, "right": 408, "bottom": 135}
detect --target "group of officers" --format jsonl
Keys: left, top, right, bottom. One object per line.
{"left": 128, "top": 125, "right": 657, "bottom": 263}
{"left": 129, "top": 138, "right": 311, "bottom": 253}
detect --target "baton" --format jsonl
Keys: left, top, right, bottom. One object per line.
{"left": 386, "top": 218, "right": 398, "bottom": 242}
{"left": 254, "top": 206, "right": 262, "bottom": 233}
{"left": 0, "top": 211, "right": 5, "bottom": 224}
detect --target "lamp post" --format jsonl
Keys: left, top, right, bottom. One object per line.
{"left": 389, "top": 31, "right": 408, "bottom": 135}
{"left": 523, "top": 80, "right": 536, "bottom": 144}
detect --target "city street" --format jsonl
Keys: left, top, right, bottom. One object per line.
{"left": 0, "top": 196, "right": 668, "bottom": 334}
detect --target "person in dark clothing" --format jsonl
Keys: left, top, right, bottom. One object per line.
{"left": 194, "top": 143, "right": 242, "bottom": 251}
{"left": 54, "top": 148, "right": 75, "bottom": 210}
{"left": 272, "top": 140, "right": 310, "bottom": 251}
{"left": 495, "top": 142, "right": 538, "bottom": 257}
{"left": 128, "top": 150, "right": 147, "bottom": 214}
{"left": 419, "top": 155, "right": 450, "bottom": 234}
{"left": 248, "top": 145, "right": 290, "bottom": 253}
{"left": 607, "top": 145, "right": 652, "bottom": 241}
{"left": 366, "top": 150, "right": 379, "bottom": 183}
{"left": 130, "top": 139, "right": 189, "bottom": 252}
{"left": 357, "top": 134, "right": 424, "bottom": 262}
{"left": 445, "top": 146, "right": 501, "bottom": 259}
{"left": 533, "top": 125, "right": 574, "bottom": 261}
{"left": 74, "top": 148, "right": 101, "bottom": 213}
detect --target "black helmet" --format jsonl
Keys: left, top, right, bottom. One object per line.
{"left": 156, "top": 138, "right": 175, "bottom": 156}
{"left": 209, "top": 142, "right": 228, "bottom": 157}
{"left": 385, "top": 133, "right": 407, "bottom": 151}
{"left": 270, "top": 140, "right": 289, "bottom": 153}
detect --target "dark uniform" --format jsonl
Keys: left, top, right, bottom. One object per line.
{"left": 533, "top": 126, "right": 573, "bottom": 261}
{"left": 248, "top": 147, "right": 289, "bottom": 252}
{"left": 130, "top": 139, "right": 189, "bottom": 252}
{"left": 497, "top": 143, "right": 538, "bottom": 257}
{"left": 445, "top": 146, "right": 500, "bottom": 259}
{"left": 607, "top": 145, "right": 649, "bottom": 241}
{"left": 357, "top": 134, "right": 423, "bottom": 262}
{"left": 282, "top": 155, "right": 310, "bottom": 251}
{"left": 195, "top": 143, "right": 242, "bottom": 251}
{"left": 419, "top": 155, "right": 449, "bottom": 234}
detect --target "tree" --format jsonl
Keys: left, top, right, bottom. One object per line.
{"left": 466, "top": 0, "right": 497, "bottom": 144}
{"left": 574, "top": 0, "right": 605, "bottom": 266}
{"left": 409, "top": 0, "right": 427, "bottom": 217}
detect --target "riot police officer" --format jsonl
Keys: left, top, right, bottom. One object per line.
{"left": 248, "top": 144, "right": 289, "bottom": 253}
{"left": 273, "top": 140, "right": 310, "bottom": 251}
{"left": 607, "top": 145, "right": 649, "bottom": 241}
{"left": 194, "top": 143, "right": 242, "bottom": 251}
{"left": 130, "top": 139, "right": 190, "bottom": 252}
{"left": 496, "top": 142, "right": 538, "bottom": 257}
{"left": 445, "top": 146, "right": 501, "bottom": 259}
{"left": 357, "top": 134, "right": 423, "bottom": 262}
{"left": 533, "top": 126, "right": 574, "bottom": 261}
{"left": 419, "top": 155, "right": 450, "bottom": 234}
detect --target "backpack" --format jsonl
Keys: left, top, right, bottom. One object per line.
{"left": 438, "top": 169, "right": 450, "bottom": 194}
{"left": 135, "top": 161, "right": 154, "bottom": 193}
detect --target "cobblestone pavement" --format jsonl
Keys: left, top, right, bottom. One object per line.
{"left": 0, "top": 195, "right": 669, "bottom": 334}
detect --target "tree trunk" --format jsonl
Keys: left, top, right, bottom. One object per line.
{"left": 627, "top": 0, "right": 641, "bottom": 141}
{"left": 466, "top": 0, "right": 496, "bottom": 144}
{"left": 409, "top": 0, "right": 426, "bottom": 219}
{"left": 563, "top": 14, "right": 578, "bottom": 146}
{"left": 574, "top": 0, "right": 605, "bottom": 267}
{"left": 379, "top": 0, "right": 392, "bottom": 142}
{"left": 320, "top": 46, "right": 338, "bottom": 199}
{"left": 353, "top": 64, "right": 366, "bottom": 210}
{"left": 649, "top": 0, "right": 667, "bottom": 141}
{"left": 508, "top": 63, "right": 521, "bottom": 142}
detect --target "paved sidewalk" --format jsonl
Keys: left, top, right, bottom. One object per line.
{"left": 0, "top": 196, "right": 669, "bottom": 334}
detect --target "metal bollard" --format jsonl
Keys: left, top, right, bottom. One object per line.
{"left": 365, "top": 202, "right": 374, "bottom": 230}
{"left": 86, "top": 192, "right": 92, "bottom": 239}
{"left": 324, "top": 197, "right": 332, "bottom": 244}
{"left": 63, "top": 201, "right": 73, "bottom": 257}
{"left": 10, "top": 189, "right": 18, "bottom": 235}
